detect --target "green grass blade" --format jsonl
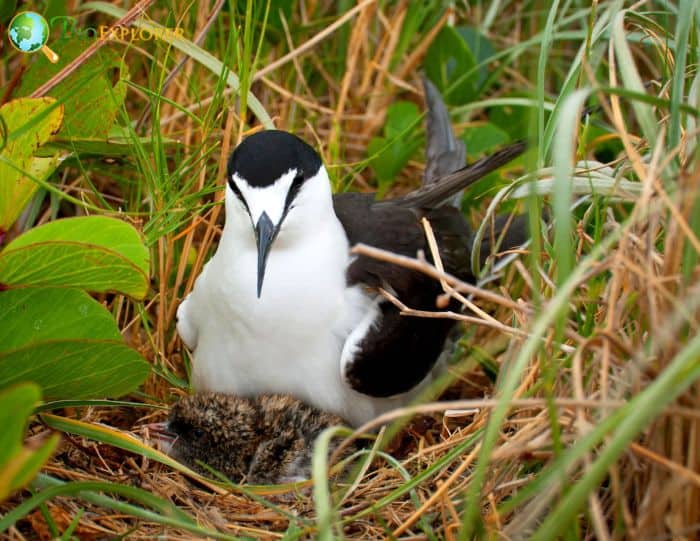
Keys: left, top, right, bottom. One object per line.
{"left": 552, "top": 88, "right": 589, "bottom": 287}
{"left": 611, "top": 10, "right": 657, "bottom": 150}
{"left": 667, "top": 0, "right": 697, "bottom": 155}
{"left": 537, "top": 0, "right": 561, "bottom": 167}
{"left": 0, "top": 474, "right": 243, "bottom": 540}
{"left": 312, "top": 426, "right": 351, "bottom": 541}
{"left": 531, "top": 331, "right": 700, "bottom": 539}
{"left": 458, "top": 221, "right": 625, "bottom": 539}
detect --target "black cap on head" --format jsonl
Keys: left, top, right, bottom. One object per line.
{"left": 227, "top": 130, "right": 322, "bottom": 189}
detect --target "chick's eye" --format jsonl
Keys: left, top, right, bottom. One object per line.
{"left": 191, "top": 428, "right": 205, "bottom": 439}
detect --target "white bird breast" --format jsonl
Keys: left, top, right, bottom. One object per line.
{"left": 178, "top": 169, "right": 370, "bottom": 421}
{"left": 177, "top": 166, "right": 435, "bottom": 425}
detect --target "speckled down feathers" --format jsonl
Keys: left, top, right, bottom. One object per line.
{"left": 168, "top": 392, "right": 349, "bottom": 484}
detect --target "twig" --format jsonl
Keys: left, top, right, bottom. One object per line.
{"left": 331, "top": 397, "right": 700, "bottom": 467}
{"left": 629, "top": 442, "right": 700, "bottom": 488}
{"left": 376, "top": 286, "right": 539, "bottom": 343}
{"left": 393, "top": 443, "right": 481, "bottom": 536}
{"left": 351, "top": 243, "right": 527, "bottom": 312}
{"left": 354, "top": 397, "right": 700, "bottom": 439}
{"left": 421, "top": 217, "right": 501, "bottom": 324}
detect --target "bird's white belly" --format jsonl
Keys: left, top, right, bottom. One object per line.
{"left": 184, "top": 224, "right": 377, "bottom": 422}
{"left": 179, "top": 214, "right": 434, "bottom": 426}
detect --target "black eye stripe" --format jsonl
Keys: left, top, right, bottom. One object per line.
{"left": 283, "top": 172, "right": 305, "bottom": 212}
{"left": 228, "top": 177, "right": 250, "bottom": 214}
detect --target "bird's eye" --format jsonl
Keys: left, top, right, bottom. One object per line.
{"left": 284, "top": 172, "right": 305, "bottom": 212}
{"left": 192, "top": 428, "right": 205, "bottom": 439}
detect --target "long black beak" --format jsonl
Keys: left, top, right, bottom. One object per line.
{"left": 255, "top": 211, "right": 277, "bottom": 298}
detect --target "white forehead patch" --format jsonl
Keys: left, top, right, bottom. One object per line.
{"left": 231, "top": 169, "right": 297, "bottom": 225}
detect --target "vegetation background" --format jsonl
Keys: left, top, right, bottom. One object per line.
{"left": 0, "top": 0, "right": 698, "bottom": 539}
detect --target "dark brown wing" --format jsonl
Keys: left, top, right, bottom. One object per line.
{"left": 332, "top": 193, "right": 473, "bottom": 397}
{"left": 332, "top": 192, "right": 474, "bottom": 291}
{"left": 330, "top": 80, "right": 528, "bottom": 397}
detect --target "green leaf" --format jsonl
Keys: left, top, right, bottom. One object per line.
{"left": 424, "top": 26, "right": 477, "bottom": 105}
{"left": 0, "top": 216, "right": 150, "bottom": 298}
{"left": 367, "top": 101, "right": 422, "bottom": 192}
{"left": 384, "top": 101, "right": 421, "bottom": 139}
{"left": 0, "top": 383, "right": 40, "bottom": 467}
{"left": 455, "top": 27, "right": 495, "bottom": 86}
{"left": 0, "top": 0, "right": 17, "bottom": 24}
{"left": 489, "top": 95, "right": 533, "bottom": 140}
{"left": 0, "top": 288, "right": 121, "bottom": 352}
{"left": 0, "top": 98, "right": 63, "bottom": 231}
{"left": 16, "top": 38, "right": 127, "bottom": 139}
{"left": 461, "top": 122, "right": 509, "bottom": 158}
{"left": 0, "top": 340, "right": 149, "bottom": 400}
{"left": 0, "top": 383, "right": 59, "bottom": 501}
{"left": 0, "top": 435, "right": 60, "bottom": 502}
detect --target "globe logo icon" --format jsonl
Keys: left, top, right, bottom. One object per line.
{"left": 7, "top": 11, "right": 59, "bottom": 63}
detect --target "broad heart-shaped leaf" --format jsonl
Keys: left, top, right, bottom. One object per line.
{"left": 489, "top": 93, "right": 533, "bottom": 140}
{"left": 424, "top": 25, "right": 477, "bottom": 106}
{"left": 368, "top": 136, "right": 421, "bottom": 192}
{"left": 0, "top": 340, "right": 150, "bottom": 401}
{"left": 0, "top": 383, "right": 59, "bottom": 502}
{"left": 0, "top": 97, "right": 63, "bottom": 231}
{"left": 0, "top": 288, "right": 150, "bottom": 401}
{"left": 17, "top": 38, "right": 127, "bottom": 139}
{"left": 0, "top": 288, "right": 121, "bottom": 352}
{"left": 0, "top": 216, "right": 150, "bottom": 299}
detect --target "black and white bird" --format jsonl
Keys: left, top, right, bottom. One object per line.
{"left": 177, "top": 80, "right": 527, "bottom": 426}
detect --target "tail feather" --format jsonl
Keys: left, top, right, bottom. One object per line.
{"left": 382, "top": 140, "right": 527, "bottom": 209}
{"left": 422, "top": 77, "right": 466, "bottom": 207}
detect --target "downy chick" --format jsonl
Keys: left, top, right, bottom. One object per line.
{"left": 163, "top": 392, "right": 350, "bottom": 484}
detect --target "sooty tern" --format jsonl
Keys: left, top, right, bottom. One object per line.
{"left": 177, "top": 80, "right": 528, "bottom": 426}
